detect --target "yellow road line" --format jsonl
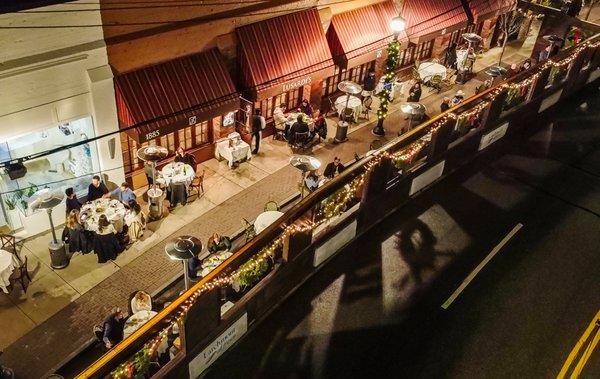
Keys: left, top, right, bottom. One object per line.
{"left": 570, "top": 324, "right": 600, "bottom": 378}
{"left": 557, "top": 308, "right": 600, "bottom": 379}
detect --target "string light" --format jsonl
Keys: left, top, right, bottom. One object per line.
{"left": 109, "top": 37, "right": 600, "bottom": 379}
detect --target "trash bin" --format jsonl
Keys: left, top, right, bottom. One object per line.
{"left": 334, "top": 121, "right": 349, "bottom": 143}
{"left": 49, "top": 240, "right": 68, "bottom": 269}
{"left": 147, "top": 187, "right": 165, "bottom": 221}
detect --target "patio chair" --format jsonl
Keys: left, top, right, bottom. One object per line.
{"left": 0, "top": 234, "right": 20, "bottom": 264}
{"left": 242, "top": 218, "right": 256, "bottom": 242}
{"left": 264, "top": 200, "right": 279, "bottom": 212}
{"left": 326, "top": 97, "right": 338, "bottom": 117}
{"left": 10, "top": 256, "right": 30, "bottom": 292}
{"left": 188, "top": 169, "right": 205, "bottom": 200}
{"left": 273, "top": 119, "right": 286, "bottom": 141}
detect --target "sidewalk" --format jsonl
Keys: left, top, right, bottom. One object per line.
{"left": 2, "top": 45, "right": 532, "bottom": 376}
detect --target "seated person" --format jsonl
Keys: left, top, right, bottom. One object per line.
{"left": 288, "top": 115, "right": 310, "bottom": 145}
{"left": 101, "top": 307, "right": 126, "bottom": 350}
{"left": 124, "top": 200, "right": 146, "bottom": 243}
{"left": 105, "top": 182, "right": 136, "bottom": 206}
{"left": 299, "top": 99, "right": 313, "bottom": 116}
{"left": 87, "top": 175, "right": 108, "bottom": 202}
{"left": 273, "top": 104, "right": 288, "bottom": 132}
{"left": 63, "top": 209, "right": 92, "bottom": 254}
{"left": 94, "top": 215, "right": 123, "bottom": 263}
{"left": 311, "top": 109, "right": 327, "bottom": 140}
{"left": 130, "top": 291, "right": 152, "bottom": 314}
{"left": 304, "top": 170, "right": 322, "bottom": 192}
{"left": 323, "top": 156, "right": 345, "bottom": 179}
{"left": 187, "top": 251, "right": 202, "bottom": 281}
{"left": 174, "top": 146, "right": 196, "bottom": 167}
{"left": 207, "top": 232, "right": 232, "bottom": 254}
{"left": 65, "top": 187, "right": 82, "bottom": 215}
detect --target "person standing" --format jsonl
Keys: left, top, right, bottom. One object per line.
{"left": 87, "top": 175, "right": 108, "bottom": 202}
{"left": 362, "top": 68, "right": 377, "bottom": 95}
{"left": 445, "top": 43, "right": 458, "bottom": 69}
{"left": 101, "top": 308, "right": 126, "bottom": 349}
{"left": 408, "top": 82, "right": 422, "bottom": 102}
{"left": 251, "top": 109, "right": 265, "bottom": 154}
{"left": 440, "top": 97, "right": 451, "bottom": 113}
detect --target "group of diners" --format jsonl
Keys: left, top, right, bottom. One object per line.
{"left": 187, "top": 232, "right": 233, "bottom": 281}
{"left": 272, "top": 99, "right": 328, "bottom": 147}
{"left": 304, "top": 156, "right": 346, "bottom": 192}
{"left": 63, "top": 175, "right": 147, "bottom": 263}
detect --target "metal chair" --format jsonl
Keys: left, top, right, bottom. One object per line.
{"left": 10, "top": 256, "right": 30, "bottom": 292}
{"left": 242, "top": 218, "right": 256, "bottom": 242}
{"left": 326, "top": 97, "right": 338, "bottom": 117}
{"left": 273, "top": 119, "right": 287, "bottom": 141}
{"left": 0, "top": 234, "right": 20, "bottom": 264}
{"left": 264, "top": 200, "right": 279, "bottom": 212}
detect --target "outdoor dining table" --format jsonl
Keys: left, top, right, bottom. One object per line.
{"left": 418, "top": 62, "right": 447, "bottom": 82}
{"left": 0, "top": 249, "right": 15, "bottom": 293}
{"left": 123, "top": 310, "right": 158, "bottom": 338}
{"left": 80, "top": 198, "right": 126, "bottom": 233}
{"left": 158, "top": 162, "right": 195, "bottom": 186}
{"left": 215, "top": 133, "right": 252, "bottom": 168}
{"left": 285, "top": 112, "right": 315, "bottom": 128}
{"left": 334, "top": 95, "right": 362, "bottom": 121}
{"left": 254, "top": 210, "right": 284, "bottom": 234}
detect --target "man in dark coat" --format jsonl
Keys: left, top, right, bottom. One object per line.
{"left": 87, "top": 175, "right": 108, "bottom": 202}
{"left": 324, "top": 157, "right": 345, "bottom": 179}
{"left": 251, "top": 109, "right": 265, "bottom": 154}
{"left": 102, "top": 308, "right": 126, "bottom": 349}
{"left": 288, "top": 115, "right": 309, "bottom": 145}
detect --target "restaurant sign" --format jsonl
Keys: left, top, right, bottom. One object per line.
{"left": 282, "top": 76, "right": 312, "bottom": 92}
{"left": 188, "top": 313, "right": 248, "bottom": 378}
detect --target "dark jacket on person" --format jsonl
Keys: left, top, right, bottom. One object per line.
{"left": 324, "top": 162, "right": 345, "bottom": 179}
{"left": 312, "top": 115, "right": 327, "bottom": 139}
{"left": 66, "top": 196, "right": 82, "bottom": 214}
{"left": 251, "top": 115, "right": 264, "bottom": 134}
{"left": 408, "top": 85, "right": 422, "bottom": 102}
{"left": 207, "top": 236, "right": 232, "bottom": 254}
{"left": 174, "top": 153, "right": 195, "bottom": 168}
{"left": 299, "top": 103, "right": 313, "bottom": 116}
{"left": 188, "top": 257, "right": 201, "bottom": 279}
{"left": 440, "top": 102, "right": 450, "bottom": 112}
{"left": 289, "top": 121, "right": 310, "bottom": 144}
{"left": 87, "top": 182, "right": 108, "bottom": 202}
{"left": 102, "top": 314, "right": 125, "bottom": 346}
{"left": 445, "top": 48, "right": 457, "bottom": 68}
{"left": 363, "top": 72, "right": 377, "bottom": 91}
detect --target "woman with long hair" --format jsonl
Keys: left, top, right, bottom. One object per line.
{"left": 125, "top": 200, "right": 146, "bottom": 243}
{"left": 64, "top": 209, "right": 92, "bottom": 254}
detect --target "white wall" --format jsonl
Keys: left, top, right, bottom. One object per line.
{"left": 0, "top": 0, "right": 122, "bottom": 237}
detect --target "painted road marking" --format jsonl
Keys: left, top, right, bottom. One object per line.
{"left": 558, "top": 308, "right": 600, "bottom": 379}
{"left": 441, "top": 223, "right": 523, "bottom": 310}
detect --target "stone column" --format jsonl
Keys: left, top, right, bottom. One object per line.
{"left": 87, "top": 65, "right": 126, "bottom": 187}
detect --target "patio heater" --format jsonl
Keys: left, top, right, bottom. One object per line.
{"left": 457, "top": 33, "right": 482, "bottom": 84}
{"left": 485, "top": 65, "right": 507, "bottom": 85}
{"left": 165, "top": 235, "right": 202, "bottom": 290}
{"left": 137, "top": 146, "right": 168, "bottom": 221}
{"left": 335, "top": 81, "right": 362, "bottom": 143}
{"left": 29, "top": 188, "right": 68, "bottom": 269}
{"left": 289, "top": 155, "right": 321, "bottom": 199}
{"left": 373, "top": 16, "right": 406, "bottom": 136}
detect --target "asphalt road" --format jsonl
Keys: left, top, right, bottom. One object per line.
{"left": 205, "top": 86, "right": 600, "bottom": 379}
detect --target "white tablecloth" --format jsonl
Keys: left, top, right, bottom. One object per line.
{"left": 335, "top": 95, "right": 362, "bottom": 120}
{"left": 80, "top": 199, "right": 126, "bottom": 233}
{"left": 158, "top": 162, "right": 195, "bottom": 186}
{"left": 215, "top": 138, "right": 252, "bottom": 168}
{"left": 0, "top": 249, "right": 15, "bottom": 293}
{"left": 254, "top": 211, "right": 284, "bottom": 234}
{"left": 418, "top": 62, "right": 447, "bottom": 82}
{"left": 375, "top": 78, "right": 403, "bottom": 100}
{"left": 123, "top": 310, "right": 158, "bottom": 338}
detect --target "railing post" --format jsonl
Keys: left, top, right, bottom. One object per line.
{"left": 530, "top": 66, "right": 552, "bottom": 99}
{"left": 427, "top": 116, "right": 460, "bottom": 158}
{"left": 283, "top": 217, "right": 313, "bottom": 262}
{"left": 183, "top": 288, "right": 221, "bottom": 352}
{"left": 563, "top": 46, "right": 590, "bottom": 95}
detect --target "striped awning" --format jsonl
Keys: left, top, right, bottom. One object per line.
{"left": 236, "top": 8, "right": 334, "bottom": 100}
{"left": 467, "top": 0, "right": 517, "bottom": 23}
{"left": 327, "top": 0, "right": 407, "bottom": 68}
{"left": 115, "top": 48, "right": 239, "bottom": 143}
{"left": 401, "top": 0, "right": 469, "bottom": 42}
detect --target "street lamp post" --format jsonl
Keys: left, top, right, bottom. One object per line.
{"left": 373, "top": 16, "right": 406, "bottom": 136}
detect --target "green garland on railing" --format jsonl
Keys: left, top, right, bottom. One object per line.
{"left": 104, "top": 38, "right": 600, "bottom": 379}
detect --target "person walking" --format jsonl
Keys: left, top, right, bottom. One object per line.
{"left": 251, "top": 109, "right": 265, "bottom": 154}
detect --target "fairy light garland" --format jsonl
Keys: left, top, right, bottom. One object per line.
{"left": 109, "top": 38, "right": 600, "bottom": 379}
{"left": 377, "top": 39, "right": 402, "bottom": 122}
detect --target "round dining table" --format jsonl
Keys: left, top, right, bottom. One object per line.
{"left": 0, "top": 249, "right": 15, "bottom": 293}
{"left": 335, "top": 95, "right": 362, "bottom": 120}
{"left": 123, "top": 310, "right": 158, "bottom": 338}
{"left": 418, "top": 62, "right": 447, "bottom": 82}
{"left": 158, "top": 162, "right": 195, "bottom": 187}
{"left": 254, "top": 211, "right": 284, "bottom": 234}
{"left": 80, "top": 199, "right": 127, "bottom": 233}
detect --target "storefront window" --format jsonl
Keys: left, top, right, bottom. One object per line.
{"left": 255, "top": 87, "right": 304, "bottom": 120}
{"left": 323, "top": 61, "right": 376, "bottom": 97}
{"left": 0, "top": 116, "right": 99, "bottom": 218}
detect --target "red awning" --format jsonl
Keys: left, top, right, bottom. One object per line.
{"left": 401, "top": 0, "right": 469, "bottom": 42}
{"left": 236, "top": 8, "right": 334, "bottom": 100}
{"left": 327, "top": 0, "right": 407, "bottom": 68}
{"left": 467, "top": 0, "right": 517, "bottom": 23}
{"left": 115, "top": 48, "right": 239, "bottom": 143}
